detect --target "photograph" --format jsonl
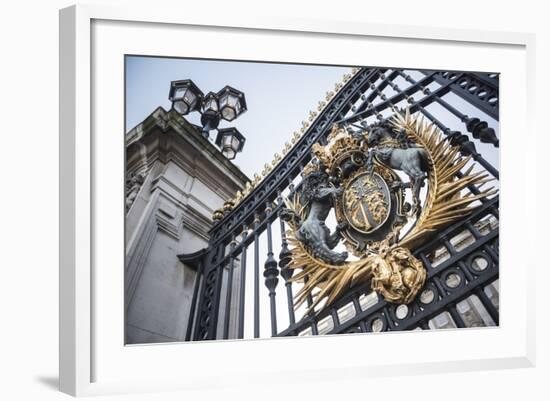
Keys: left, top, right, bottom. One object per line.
{"left": 124, "top": 56, "right": 500, "bottom": 344}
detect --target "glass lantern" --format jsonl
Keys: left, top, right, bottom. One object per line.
{"left": 215, "top": 127, "right": 246, "bottom": 160}
{"left": 168, "top": 79, "right": 204, "bottom": 115}
{"left": 217, "top": 86, "right": 247, "bottom": 122}
{"left": 202, "top": 92, "right": 219, "bottom": 113}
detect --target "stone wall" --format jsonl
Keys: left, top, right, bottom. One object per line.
{"left": 124, "top": 108, "right": 248, "bottom": 344}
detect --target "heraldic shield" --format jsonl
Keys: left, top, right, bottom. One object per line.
{"left": 343, "top": 172, "right": 391, "bottom": 233}
{"left": 335, "top": 164, "right": 407, "bottom": 256}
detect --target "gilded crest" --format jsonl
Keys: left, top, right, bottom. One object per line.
{"left": 280, "top": 109, "right": 496, "bottom": 313}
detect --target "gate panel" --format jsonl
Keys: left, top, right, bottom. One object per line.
{"left": 190, "top": 66, "right": 499, "bottom": 340}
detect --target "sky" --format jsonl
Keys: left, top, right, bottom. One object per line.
{"left": 126, "top": 57, "right": 499, "bottom": 178}
{"left": 126, "top": 56, "right": 352, "bottom": 177}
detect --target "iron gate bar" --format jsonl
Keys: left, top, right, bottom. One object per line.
{"left": 277, "top": 189, "right": 296, "bottom": 326}
{"left": 353, "top": 68, "right": 394, "bottom": 114}
{"left": 263, "top": 202, "right": 279, "bottom": 336}
{"left": 336, "top": 72, "right": 440, "bottom": 125}
{"left": 237, "top": 228, "right": 248, "bottom": 338}
{"left": 396, "top": 71, "right": 500, "bottom": 175}
{"left": 425, "top": 71, "right": 499, "bottom": 121}
{"left": 469, "top": 72, "right": 499, "bottom": 89}
{"left": 192, "top": 242, "right": 224, "bottom": 340}
{"left": 253, "top": 214, "right": 260, "bottom": 338}
{"left": 222, "top": 238, "right": 237, "bottom": 339}
{"left": 341, "top": 73, "right": 459, "bottom": 125}
{"left": 412, "top": 106, "right": 499, "bottom": 179}
{"left": 343, "top": 72, "right": 500, "bottom": 196}
{"left": 352, "top": 297, "right": 368, "bottom": 333}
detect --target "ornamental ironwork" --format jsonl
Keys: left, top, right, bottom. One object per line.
{"left": 182, "top": 66, "right": 500, "bottom": 341}
{"left": 280, "top": 110, "right": 495, "bottom": 312}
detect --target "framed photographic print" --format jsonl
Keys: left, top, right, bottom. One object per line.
{"left": 59, "top": 4, "right": 536, "bottom": 397}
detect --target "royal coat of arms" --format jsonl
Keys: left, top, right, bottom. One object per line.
{"left": 280, "top": 110, "right": 496, "bottom": 312}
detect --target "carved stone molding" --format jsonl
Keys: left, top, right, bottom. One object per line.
{"left": 125, "top": 172, "right": 145, "bottom": 213}
{"left": 155, "top": 202, "right": 183, "bottom": 240}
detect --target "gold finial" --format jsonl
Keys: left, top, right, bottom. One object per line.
{"left": 253, "top": 173, "right": 261, "bottom": 185}
{"left": 343, "top": 73, "right": 351, "bottom": 82}
{"left": 317, "top": 100, "right": 326, "bottom": 111}
{"left": 243, "top": 181, "right": 253, "bottom": 195}
{"left": 223, "top": 200, "right": 234, "bottom": 213}
{"left": 262, "top": 163, "right": 271, "bottom": 176}
{"left": 272, "top": 152, "right": 282, "bottom": 166}
{"left": 234, "top": 190, "right": 243, "bottom": 203}
{"left": 308, "top": 110, "right": 318, "bottom": 121}
{"left": 326, "top": 91, "right": 334, "bottom": 101}
{"left": 212, "top": 208, "right": 224, "bottom": 221}
{"left": 283, "top": 142, "right": 292, "bottom": 153}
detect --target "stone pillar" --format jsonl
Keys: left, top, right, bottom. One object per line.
{"left": 124, "top": 107, "right": 249, "bottom": 344}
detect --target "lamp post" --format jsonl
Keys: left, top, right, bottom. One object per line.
{"left": 169, "top": 79, "right": 248, "bottom": 160}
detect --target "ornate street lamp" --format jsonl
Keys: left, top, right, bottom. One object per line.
{"left": 202, "top": 91, "right": 219, "bottom": 113}
{"left": 215, "top": 127, "right": 246, "bottom": 160}
{"left": 168, "top": 79, "right": 204, "bottom": 115}
{"left": 169, "top": 80, "right": 248, "bottom": 160}
{"left": 217, "top": 86, "right": 247, "bottom": 122}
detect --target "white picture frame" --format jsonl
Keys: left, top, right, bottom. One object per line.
{"left": 59, "top": 4, "right": 536, "bottom": 397}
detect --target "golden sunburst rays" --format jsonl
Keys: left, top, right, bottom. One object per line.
{"left": 390, "top": 110, "right": 497, "bottom": 249}
{"left": 286, "top": 229, "right": 370, "bottom": 313}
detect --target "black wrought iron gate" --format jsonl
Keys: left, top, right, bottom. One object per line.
{"left": 184, "top": 67, "right": 499, "bottom": 341}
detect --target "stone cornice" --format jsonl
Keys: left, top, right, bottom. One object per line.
{"left": 126, "top": 107, "right": 250, "bottom": 188}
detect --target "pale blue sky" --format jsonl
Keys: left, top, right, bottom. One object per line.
{"left": 126, "top": 56, "right": 352, "bottom": 177}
